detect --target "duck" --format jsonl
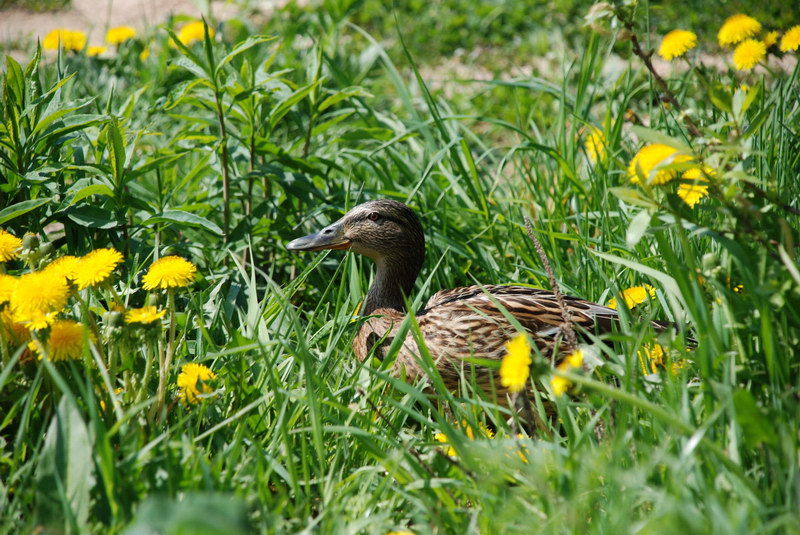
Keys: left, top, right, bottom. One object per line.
{"left": 287, "top": 199, "right": 635, "bottom": 395}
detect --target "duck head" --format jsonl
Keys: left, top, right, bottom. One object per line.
{"left": 287, "top": 199, "right": 426, "bottom": 313}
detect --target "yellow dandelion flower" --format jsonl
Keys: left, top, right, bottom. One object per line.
{"left": 671, "top": 359, "right": 689, "bottom": 374}
{"left": 74, "top": 248, "right": 123, "bottom": 290}
{"left": 550, "top": 348, "right": 584, "bottom": 396}
{"left": 176, "top": 21, "right": 213, "bottom": 47}
{"left": 433, "top": 421, "right": 493, "bottom": 458}
{"left": 658, "top": 30, "right": 697, "bottom": 61}
{"left": 125, "top": 306, "right": 166, "bottom": 324}
{"left": 638, "top": 343, "right": 665, "bottom": 375}
{"left": 638, "top": 344, "right": 689, "bottom": 375}
{"left": 607, "top": 284, "right": 656, "bottom": 310}
{"left": 142, "top": 256, "right": 197, "bottom": 290}
{"left": 177, "top": 362, "right": 217, "bottom": 404}
{"left": 10, "top": 270, "right": 69, "bottom": 330}
{"left": 628, "top": 144, "right": 693, "bottom": 185}
{"left": 563, "top": 348, "right": 584, "bottom": 369}
{"left": 515, "top": 433, "right": 529, "bottom": 464}
{"left": 87, "top": 46, "right": 107, "bottom": 57}
{"left": 499, "top": 334, "right": 532, "bottom": 393}
{"left": 0, "top": 274, "right": 17, "bottom": 304}
{"left": 99, "top": 387, "right": 125, "bottom": 412}
{"left": 718, "top": 14, "right": 761, "bottom": 47}
{"left": 0, "top": 309, "right": 29, "bottom": 346}
{"left": 763, "top": 31, "right": 779, "bottom": 48}
{"left": 733, "top": 39, "right": 766, "bottom": 71}
{"left": 106, "top": 26, "right": 136, "bottom": 45}
{"left": 42, "top": 29, "right": 86, "bottom": 51}
{"left": 550, "top": 375, "right": 569, "bottom": 395}
{"left": 677, "top": 167, "right": 713, "bottom": 208}
{"left": 139, "top": 46, "right": 150, "bottom": 61}
{"left": 46, "top": 320, "right": 86, "bottom": 361}
{"left": 44, "top": 255, "right": 81, "bottom": 282}
{"left": 780, "top": 25, "right": 800, "bottom": 52}
{"left": 434, "top": 432, "right": 457, "bottom": 457}
{"left": 0, "top": 229, "right": 22, "bottom": 262}
{"left": 387, "top": 531, "right": 415, "bottom": 535}
{"left": 463, "top": 420, "right": 494, "bottom": 440}
{"left": 584, "top": 125, "right": 607, "bottom": 163}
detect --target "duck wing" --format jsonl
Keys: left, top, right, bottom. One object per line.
{"left": 420, "top": 285, "right": 618, "bottom": 344}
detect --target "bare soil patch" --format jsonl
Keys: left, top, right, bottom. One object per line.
{"left": 0, "top": 0, "right": 239, "bottom": 57}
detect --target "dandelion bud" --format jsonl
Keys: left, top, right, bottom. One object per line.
{"left": 702, "top": 253, "right": 718, "bottom": 271}
{"left": 38, "top": 242, "right": 54, "bottom": 257}
{"left": 616, "top": 29, "right": 633, "bottom": 42}
{"left": 103, "top": 309, "right": 124, "bottom": 327}
{"left": 22, "top": 233, "right": 40, "bottom": 251}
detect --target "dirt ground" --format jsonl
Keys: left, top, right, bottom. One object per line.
{"left": 0, "top": 0, "right": 246, "bottom": 55}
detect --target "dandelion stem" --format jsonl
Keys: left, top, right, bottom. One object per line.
{"left": 139, "top": 340, "right": 154, "bottom": 405}
{"left": 75, "top": 291, "right": 107, "bottom": 364}
{"left": 152, "top": 289, "right": 176, "bottom": 422}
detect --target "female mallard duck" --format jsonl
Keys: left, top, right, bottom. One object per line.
{"left": 287, "top": 199, "right": 622, "bottom": 394}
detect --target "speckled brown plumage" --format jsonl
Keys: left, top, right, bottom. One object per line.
{"left": 288, "top": 199, "right": 638, "bottom": 397}
{"left": 352, "top": 284, "right": 620, "bottom": 394}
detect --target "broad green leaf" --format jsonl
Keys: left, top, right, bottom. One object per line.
{"left": 215, "top": 35, "right": 275, "bottom": 78}
{"left": 631, "top": 126, "right": 693, "bottom": 153}
{"left": 708, "top": 84, "right": 733, "bottom": 114}
{"left": 144, "top": 209, "right": 222, "bottom": 235}
{"left": 164, "top": 78, "right": 212, "bottom": 110}
{"left": 609, "top": 187, "right": 658, "bottom": 209}
{"left": 733, "top": 84, "right": 759, "bottom": 120}
{"left": 743, "top": 106, "right": 771, "bottom": 139}
{"left": 106, "top": 116, "right": 127, "bottom": 190}
{"left": 269, "top": 80, "right": 320, "bottom": 131}
{"left": 34, "top": 397, "right": 95, "bottom": 533}
{"left": 31, "top": 97, "right": 95, "bottom": 137}
{"left": 173, "top": 55, "right": 211, "bottom": 82}
{"left": 318, "top": 87, "right": 371, "bottom": 112}
{"left": 164, "top": 27, "right": 208, "bottom": 77}
{"left": 67, "top": 205, "right": 120, "bottom": 229}
{"left": 66, "top": 181, "right": 115, "bottom": 206}
{"left": 626, "top": 209, "right": 651, "bottom": 248}
{"left": 4, "top": 56, "right": 25, "bottom": 107}
{"left": 35, "top": 113, "right": 104, "bottom": 148}
{"left": 0, "top": 198, "right": 50, "bottom": 224}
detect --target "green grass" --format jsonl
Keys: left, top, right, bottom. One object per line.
{"left": 1, "top": 1, "right": 799, "bottom": 533}
{"left": 0, "top": 0, "right": 70, "bottom": 11}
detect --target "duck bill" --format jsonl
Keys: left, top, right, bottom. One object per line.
{"left": 286, "top": 221, "right": 352, "bottom": 252}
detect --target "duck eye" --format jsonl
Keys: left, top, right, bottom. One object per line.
{"left": 367, "top": 212, "right": 380, "bottom": 222}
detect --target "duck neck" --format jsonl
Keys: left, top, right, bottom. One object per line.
{"left": 362, "top": 256, "right": 421, "bottom": 315}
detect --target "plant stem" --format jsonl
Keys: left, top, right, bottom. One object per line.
{"left": 213, "top": 88, "right": 231, "bottom": 243}
{"left": 152, "top": 289, "right": 176, "bottom": 422}
{"left": 524, "top": 216, "right": 577, "bottom": 350}
{"left": 139, "top": 339, "right": 154, "bottom": 405}
{"left": 615, "top": 9, "right": 702, "bottom": 139}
